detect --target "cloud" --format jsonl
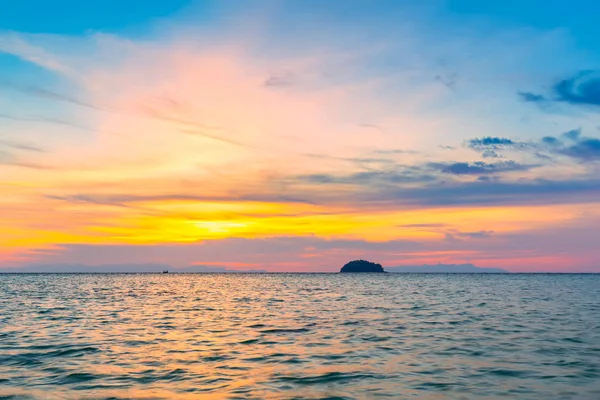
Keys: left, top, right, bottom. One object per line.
{"left": 432, "top": 160, "right": 534, "bottom": 175}
{"left": 553, "top": 70, "right": 600, "bottom": 107}
{"left": 445, "top": 230, "right": 494, "bottom": 240}
{"left": 298, "top": 169, "right": 437, "bottom": 185}
{"left": 562, "top": 128, "right": 582, "bottom": 141}
{"left": 0, "top": 139, "right": 44, "bottom": 152}
{"left": 518, "top": 70, "right": 600, "bottom": 109}
{"left": 0, "top": 149, "right": 54, "bottom": 169}
{"left": 264, "top": 70, "right": 294, "bottom": 87}
{"left": 464, "top": 129, "right": 600, "bottom": 163}
{"left": 534, "top": 128, "right": 600, "bottom": 162}
{"left": 46, "top": 193, "right": 316, "bottom": 207}
{"left": 0, "top": 32, "right": 75, "bottom": 77}
{"left": 481, "top": 150, "right": 501, "bottom": 158}
{"left": 0, "top": 81, "right": 105, "bottom": 111}
{"left": 518, "top": 91, "right": 547, "bottom": 103}
{"left": 367, "top": 177, "right": 600, "bottom": 207}
{"left": 465, "top": 136, "right": 531, "bottom": 158}
{"left": 288, "top": 168, "right": 600, "bottom": 208}
{"left": 541, "top": 136, "right": 562, "bottom": 146}
{"left": 467, "top": 137, "right": 517, "bottom": 149}
{"left": 560, "top": 137, "right": 600, "bottom": 161}
{"left": 465, "top": 136, "right": 531, "bottom": 159}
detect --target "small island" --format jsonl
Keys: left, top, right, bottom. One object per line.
{"left": 340, "top": 260, "right": 386, "bottom": 273}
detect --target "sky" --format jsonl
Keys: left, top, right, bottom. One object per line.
{"left": 1, "top": 0, "right": 600, "bottom": 272}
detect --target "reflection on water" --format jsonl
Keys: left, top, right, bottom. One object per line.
{"left": 1, "top": 273, "right": 599, "bottom": 399}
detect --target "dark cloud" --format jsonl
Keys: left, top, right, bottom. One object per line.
{"left": 534, "top": 128, "right": 600, "bottom": 162}
{"left": 518, "top": 91, "right": 547, "bottom": 103}
{"left": 432, "top": 160, "right": 534, "bottom": 175}
{"left": 298, "top": 170, "right": 437, "bottom": 185}
{"left": 518, "top": 70, "right": 600, "bottom": 109}
{"left": 292, "top": 165, "right": 600, "bottom": 208}
{"left": 541, "top": 136, "right": 562, "bottom": 146}
{"left": 562, "top": 128, "right": 581, "bottom": 141}
{"left": 465, "top": 129, "right": 600, "bottom": 163}
{"left": 466, "top": 136, "right": 530, "bottom": 153}
{"left": 375, "top": 178, "right": 600, "bottom": 207}
{"left": 465, "top": 136, "right": 530, "bottom": 159}
{"left": 481, "top": 150, "right": 501, "bottom": 159}
{"left": 560, "top": 137, "right": 600, "bottom": 161}
{"left": 468, "top": 137, "right": 515, "bottom": 148}
{"left": 476, "top": 176, "right": 499, "bottom": 182}
{"left": 553, "top": 70, "right": 600, "bottom": 107}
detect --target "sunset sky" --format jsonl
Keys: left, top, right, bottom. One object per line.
{"left": 1, "top": 0, "right": 600, "bottom": 272}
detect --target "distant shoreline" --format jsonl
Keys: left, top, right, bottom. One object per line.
{"left": 1, "top": 272, "right": 598, "bottom": 275}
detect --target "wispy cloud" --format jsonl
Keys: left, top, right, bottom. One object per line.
{"left": 0, "top": 139, "right": 44, "bottom": 152}
{"left": 0, "top": 81, "right": 106, "bottom": 111}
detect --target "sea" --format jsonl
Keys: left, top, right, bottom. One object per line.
{"left": 0, "top": 273, "right": 599, "bottom": 399}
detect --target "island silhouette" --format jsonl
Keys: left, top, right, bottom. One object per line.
{"left": 340, "top": 260, "right": 386, "bottom": 273}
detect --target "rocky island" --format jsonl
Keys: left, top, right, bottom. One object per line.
{"left": 340, "top": 260, "right": 386, "bottom": 273}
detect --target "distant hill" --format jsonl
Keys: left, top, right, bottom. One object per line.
{"left": 340, "top": 260, "right": 386, "bottom": 273}
{"left": 386, "top": 263, "right": 509, "bottom": 273}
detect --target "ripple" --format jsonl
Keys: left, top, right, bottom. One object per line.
{"left": 259, "top": 327, "right": 311, "bottom": 334}
{"left": 274, "top": 371, "right": 385, "bottom": 385}
{"left": 57, "top": 372, "right": 99, "bottom": 385}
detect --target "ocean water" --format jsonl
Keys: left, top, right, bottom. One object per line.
{"left": 1, "top": 274, "right": 599, "bottom": 399}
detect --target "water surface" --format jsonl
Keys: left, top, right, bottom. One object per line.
{"left": 1, "top": 273, "right": 599, "bottom": 399}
